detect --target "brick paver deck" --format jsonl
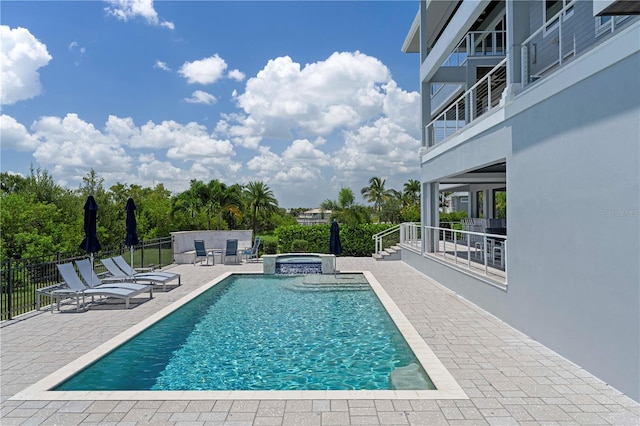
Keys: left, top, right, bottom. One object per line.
{"left": 1, "top": 258, "right": 638, "bottom": 425}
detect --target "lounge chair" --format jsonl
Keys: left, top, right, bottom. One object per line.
{"left": 76, "top": 259, "right": 152, "bottom": 294}
{"left": 224, "top": 239, "right": 239, "bottom": 264}
{"left": 242, "top": 237, "right": 261, "bottom": 262}
{"left": 112, "top": 255, "right": 181, "bottom": 285}
{"left": 102, "top": 257, "right": 181, "bottom": 291}
{"left": 193, "top": 240, "right": 214, "bottom": 265}
{"left": 54, "top": 263, "right": 152, "bottom": 311}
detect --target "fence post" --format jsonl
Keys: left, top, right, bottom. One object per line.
{"left": 141, "top": 239, "right": 145, "bottom": 269}
{"left": 158, "top": 241, "right": 162, "bottom": 268}
{"left": 7, "top": 258, "right": 13, "bottom": 320}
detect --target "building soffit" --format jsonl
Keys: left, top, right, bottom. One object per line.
{"left": 420, "top": 0, "right": 494, "bottom": 83}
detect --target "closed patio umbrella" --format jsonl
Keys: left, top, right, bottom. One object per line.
{"left": 329, "top": 219, "right": 342, "bottom": 275}
{"left": 79, "top": 194, "right": 101, "bottom": 285}
{"left": 125, "top": 197, "right": 140, "bottom": 267}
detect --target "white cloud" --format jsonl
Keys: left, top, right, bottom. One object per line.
{"left": 228, "top": 69, "right": 245, "bottom": 82}
{"left": 334, "top": 117, "right": 420, "bottom": 176}
{"left": 4, "top": 113, "right": 241, "bottom": 193}
{"left": 68, "top": 40, "right": 86, "bottom": 66}
{"left": 221, "top": 51, "right": 390, "bottom": 147}
{"left": 154, "top": 60, "right": 171, "bottom": 71}
{"left": 0, "top": 25, "right": 52, "bottom": 105}
{"left": 104, "top": 0, "right": 174, "bottom": 29}
{"left": 0, "top": 114, "right": 40, "bottom": 150}
{"left": 29, "top": 114, "right": 132, "bottom": 180}
{"left": 179, "top": 54, "right": 227, "bottom": 85}
{"left": 381, "top": 81, "right": 421, "bottom": 138}
{"left": 183, "top": 90, "right": 217, "bottom": 105}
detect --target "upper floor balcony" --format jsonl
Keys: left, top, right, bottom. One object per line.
{"left": 420, "top": 0, "right": 639, "bottom": 150}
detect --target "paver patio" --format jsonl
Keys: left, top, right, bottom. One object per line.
{"left": 1, "top": 257, "right": 638, "bottom": 425}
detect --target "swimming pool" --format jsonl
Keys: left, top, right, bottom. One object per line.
{"left": 16, "top": 271, "right": 467, "bottom": 400}
{"left": 56, "top": 274, "right": 432, "bottom": 391}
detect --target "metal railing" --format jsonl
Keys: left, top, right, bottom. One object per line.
{"left": 0, "top": 237, "right": 172, "bottom": 320}
{"left": 443, "top": 30, "right": 507, "bottom": 68}
{"left": 400, "top": 223, "right": 507, "bottom": 285}
{"left": 372, "top": 224, "right": 402, "bottom": 255}
{"left": 521, "top": 0, "right": 578, "bottom": 87}
{"left": 426, "top": 57, "right": 507, "bottom": 147}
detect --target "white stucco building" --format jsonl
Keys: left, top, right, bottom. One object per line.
{"left": 399, "top": 0, "right": 639, "bottom": 401}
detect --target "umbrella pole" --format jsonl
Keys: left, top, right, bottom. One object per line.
{"left": 130, "top": 246, "right": 134, "bottom": 269}
{"left": 90, "top": 253, "right": 94, "bottom": 287}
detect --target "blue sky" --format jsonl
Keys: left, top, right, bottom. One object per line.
{"left": 1, "top": 0, "right": 420, "bottom": 208}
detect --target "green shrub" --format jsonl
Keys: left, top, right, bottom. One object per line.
{"left": 291, "top": 239, "right": 308, "bottom": 253}
{"left": 259, "top": 235, "right": 278, "bottom": 254}
{"left": 276, "top": 223, "right": 395, "bottom": 257}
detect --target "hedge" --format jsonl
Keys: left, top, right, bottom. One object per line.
{"left": 275, "top": 223, "right": 396, "bottom": 257}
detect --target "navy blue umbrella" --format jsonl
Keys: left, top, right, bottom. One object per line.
{"left": 329, "top": 219, "right": 342, "bottom": 275}
{"left": 125, "top": 197, "right": 140, "bottom": 267}
{"left": 79, "top": 195, "right": 101, "bottom": 254}
{"left": 79, "top": 195, "right": 101, "bottom": 285}
{"left": 329, "top": 219, "right": 342, "bottom": 255}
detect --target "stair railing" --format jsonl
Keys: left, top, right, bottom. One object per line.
{"left": 372, "top": 224, "right": 402, "bottom": 255}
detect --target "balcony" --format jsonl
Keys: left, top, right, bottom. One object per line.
{"left": 426, "top": 58, "right": 507, "bottom": 148}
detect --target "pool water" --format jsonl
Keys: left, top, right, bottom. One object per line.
{"left": 56, "top": 274, "right": 434, "bottom": 391}
{"left": 275, "top": 255, "right": 322, "bottom": 274}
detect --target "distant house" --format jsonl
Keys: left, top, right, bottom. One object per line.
{"left": 296, "top": 209, "right": 331, "bottom": 225}
{"left": 442, "top": 192, "right": 469, "bottom": 214}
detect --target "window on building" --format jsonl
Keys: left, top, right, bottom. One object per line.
{"left": 544, "top": 0, "right": 574, "bottom": 33}
{"left": 596, "top": 15, "right": 631, "bottom": 37}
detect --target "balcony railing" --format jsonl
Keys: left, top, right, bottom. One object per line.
{"left": 521, "top": 1, "right": 578, "bottom": 87}
{"left": 426, "top": 57, "right": 507, "bottom": 147}
{"left": 520, "top": 1, "right": 637, "bottom": 88}
{"left": 431, "top": 30, "right": 507, "bottom": 98}
{"left": 443, "top": 30, "right": 507, "bottom": 67}
{"left": 400, "top": 223, "right": 507, "bottom": 286}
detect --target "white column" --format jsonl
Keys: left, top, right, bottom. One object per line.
{"left": 422, "top": 181, "right": 439, "bottom": 252}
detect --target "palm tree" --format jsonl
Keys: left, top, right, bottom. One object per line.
{"left": 361, "top": 177, "right": 393, "bottom": 220}
{"left": 338, "top": 187, "right": 355, "bottom": 209}
{"left": 244, "top": 181, "right": 279, "bottom": 237}
{"left": 203, "top": 180, "right": 243, "bottom": 230}
{"left": 403, "top": 179, "right": 420, "bottom": 207}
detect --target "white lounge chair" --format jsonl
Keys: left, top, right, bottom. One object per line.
{"left": 101, "top": 257, "right": 180, "bottom": 291}
{"left": 53, "top": 262, "right": 152, "bottom": 312}
{"left": 113, "top": 255, "right": 181, "bottom": 285}
{"left": 76, "top": 259, "right": 152, "bottom": 294}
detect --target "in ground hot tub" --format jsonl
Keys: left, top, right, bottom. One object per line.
{"left": 263, "top": 253, "right": 335, "bottom": 274}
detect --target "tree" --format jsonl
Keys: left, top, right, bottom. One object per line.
{"left": 243, "top": 181, "right": 279, "bottom": 237}
{"left": 171, "top": 180, "right": 205, "bottom": 230}
{"left": 361, "top": 177, "right": 393, "bottom": 221}
{"left": 403, "top": 179, "right": 420, "bottom": 207}
{"left": 203, "top": 180, "right": 243, "bottom": 230}
{"left": 338, "top": 187, "right": 355, "bottom": 208}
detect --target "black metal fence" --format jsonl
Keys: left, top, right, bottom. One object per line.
{"left": 0, "top": 237, "right": 172, "bottom": 320}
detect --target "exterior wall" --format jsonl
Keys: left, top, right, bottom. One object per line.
{"left": 412, "top": 27, "right": 640, "bottom": 401}
{"left": 506, "top": 49, "right": 640, "bottom": 402}
{"left": 171, "top": 230, "right": 252, "bottom": 264}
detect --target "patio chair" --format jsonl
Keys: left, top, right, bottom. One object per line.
{"left": 193, "top": 240, "right": 214, "bottom": 265}
{"left": 224, "top": 239, "right": 239, "bottom": 264}
{"left": 102, "top": 257, "right": 181, "bottom": 290}
{"left": 112, "top": 255, "right": 181, "bottom": 284}
{"left": 54, "top": 263, "right": 152, "bottom": 312}
{"left": 242, "top": 237, "right": 261, "bottom": 262}
{"left": 75, "top": 259, "right": 152, "bottom": 294}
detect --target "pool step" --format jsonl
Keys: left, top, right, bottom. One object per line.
{"left": 285, "top": 276, "right": 370, "bottom": 292}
